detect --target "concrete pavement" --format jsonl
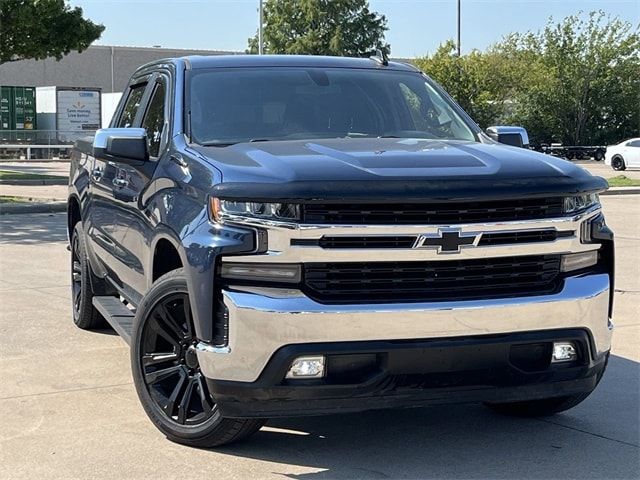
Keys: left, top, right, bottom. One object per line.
{"left": 0, "top": 198, "right": 638, "bottom": 479}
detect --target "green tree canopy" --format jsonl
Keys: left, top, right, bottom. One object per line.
{"left": 500, "top": 11, "right": 640, "bottom": 145}
{"left": 0, "top": 0, "right": 104, "bottom": 64}
{"left": 247, "top": 0, "right": 388, "bottom": 56}
{"left": 414, "top": 40, "right": 514, "bottom": 129}
{"left": 414, "top": 11, "right": 639, "bottom": 146}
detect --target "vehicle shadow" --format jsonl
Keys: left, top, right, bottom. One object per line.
{"left": 215, "top": 355, "right": 639, "bottom": 479}
{"left": 0, "top": 212, "right": 67, "bottom": 245}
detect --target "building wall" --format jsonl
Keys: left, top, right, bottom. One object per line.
{"left": 0, "top": 45, "right": 239, "bottom": 93}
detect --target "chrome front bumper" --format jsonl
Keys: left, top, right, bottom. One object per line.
{"left": 196, "top": 273, "right": 612, "bottom": 382}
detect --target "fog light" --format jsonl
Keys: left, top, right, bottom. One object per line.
{"left": 285, "top": 356, "right": 325, "bottom": 379}
{"left": 552, "top": 342, "right": 577, "bottom": 363}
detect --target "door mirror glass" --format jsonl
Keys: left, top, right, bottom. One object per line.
{"left": 93, "top": 128, "right": 148, "bottom": 162}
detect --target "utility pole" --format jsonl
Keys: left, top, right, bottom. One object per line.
{"left": 258, "top": 0, "right": 264, "bottom": 55}
{"left": 457, "top": 0, "right": 461, "bottom": 56}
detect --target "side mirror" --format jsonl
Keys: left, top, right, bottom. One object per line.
{"left": 93, "top": 128, "right": 148, "bottom": 162}
{"left": 486, "top": 126, "right": 530, "bottom": 149}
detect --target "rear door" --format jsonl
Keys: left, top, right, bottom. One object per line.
{"left": 85, "top": 79, "right": 149, "bottom": 293}
{"left": 625, "top": 140, "right": 640, "bottom": 167}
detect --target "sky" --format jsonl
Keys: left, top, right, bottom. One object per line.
{"left": 71, "top": 0, "right": 639, "bottom": 58}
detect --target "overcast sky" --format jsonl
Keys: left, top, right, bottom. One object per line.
{"left": 71, "top": 0, "right": 639, "bottom": 57}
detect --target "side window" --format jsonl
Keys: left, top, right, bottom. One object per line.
{"left": 141, "top": 82, "right": 166, "bottom": 158}
{"left": 117, "top": 83, "right": 146, "bottom": 128}
{"left": 627, "top": 140, "right": 640, "bottom": 148}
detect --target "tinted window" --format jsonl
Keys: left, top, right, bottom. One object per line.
{"left": 627, "top": 140, "right": 640, "bottom": 147}
{"left": 189, "top": 68, "right": 475, "bottom": 146}
{"left": 117, "top": 84, "right": 146, "bottom": 128}
{"left": 141, "top": 82, "right": 166, "bottom": 157}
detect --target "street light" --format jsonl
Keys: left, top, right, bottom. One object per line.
{"left": 457, "top": 0, "right": 461, "bottom": 57}
{"left": 258, "top": 0, "right": 264, "bottom": 55}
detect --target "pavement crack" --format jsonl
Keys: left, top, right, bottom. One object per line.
{"left": 534, "top": 417, "right": 639, "bottom": 448}
{"left": 0, "top": 382, "right": 133, "bottom": 401}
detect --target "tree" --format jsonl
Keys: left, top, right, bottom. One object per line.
{"left": 247, "top": 0, "right": 388, "bottom": 56}
{"left": 0, "top": 0, "right": 104, "bottom": 64}
{"left": 498, "top": 11, "right": 640, "bottom": 145}
{"left": 414, "top": 40, "right": 513, "bottom": 129}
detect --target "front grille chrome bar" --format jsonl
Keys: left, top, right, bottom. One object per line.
{"left": 221, "top": 206, "right": 602, "bottom": 264}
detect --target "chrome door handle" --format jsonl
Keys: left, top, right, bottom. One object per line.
{"left": 112, "top": 178, "right": 129, "bottom": 188}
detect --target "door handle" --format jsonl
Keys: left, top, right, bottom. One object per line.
{"left": 112, "top": 178, "right": 129, "bottom": 188}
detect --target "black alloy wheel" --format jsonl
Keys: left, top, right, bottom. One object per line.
{"left": 71, "top": 232, "right": 83, "bottom": 318}
{"left": 611, "top": 156, "right": 626, "bottom": 171}
{"left": 139, "top": 292, "right": 215, "bottom": 425}
{"left": 132, "top": 269, "right": 265, "bottom": 447}
{"left": 70, "top": 222, "right": 105, "bottom": 329}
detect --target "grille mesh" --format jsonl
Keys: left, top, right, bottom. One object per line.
{"left": 303, "top": 255, "right": 562, "bottom": 303}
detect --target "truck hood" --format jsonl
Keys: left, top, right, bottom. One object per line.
{"left": 191, "top": 138, "right": 607, "bottom": 202}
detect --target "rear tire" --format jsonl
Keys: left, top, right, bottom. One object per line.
{"left": 131, "top": 268, "right": 265, "bottom": 447}
{"left": 70, "top": 223, "right": 106, "bottom": 329}
{"left": 612, "top": 155, "right": 626, "bottom": 171}
{"left": 594, "top": 149, "right": 604, "bottom": 161}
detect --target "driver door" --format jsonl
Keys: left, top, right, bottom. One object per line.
{"left": 85, "top": 77, "right": 151, "bottom": 294}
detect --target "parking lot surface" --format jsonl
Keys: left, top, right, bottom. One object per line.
{"left": 0, "top": 196, "right": 638, "bottom": 479}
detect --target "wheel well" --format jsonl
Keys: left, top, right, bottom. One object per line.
{"left": 153, "top": 239, "right": 183, "bottom": 282}
{"left": 68, "top": 196, "right": 81, "bottom": 237}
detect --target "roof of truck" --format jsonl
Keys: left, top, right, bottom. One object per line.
{"left": 180, "top": 54, "right": 419, "bottom": 72}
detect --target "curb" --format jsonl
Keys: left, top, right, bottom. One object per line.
{"left": 602, "top": 187, "right": 640, "bottom": 196}
{"left": 0, "top": 178, "right": 68, "bottom": 186}
{"left": 0, "top": 201, "right": 66, "bottom": 215}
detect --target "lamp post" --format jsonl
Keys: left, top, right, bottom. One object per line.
{"left": 457, "top": 0, "right": 461, "bottom": 57}
{"left": 258, "top": 0, "right": 264, "bottom": 55}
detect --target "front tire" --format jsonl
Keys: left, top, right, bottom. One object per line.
{"left": 70, "top": 223, "right": 106, "bottom": 329}
{"left": 611, "top": 155, "right": 626, "bottom": 171}
{"left": 131, "top": 268, "right": 265, "bottom": 447}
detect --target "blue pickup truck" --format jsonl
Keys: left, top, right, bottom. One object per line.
{"left": 68, "top": 54, "right": 614, "bottom": 447}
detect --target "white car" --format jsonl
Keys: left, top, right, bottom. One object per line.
{"left": 605, "top": 138, "right": 640, "bottom": 170}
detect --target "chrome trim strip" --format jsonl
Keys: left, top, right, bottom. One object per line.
{"left": 196, "top": 273, "right": 612, "bottom": 382}
{"left": 219, "top": 204, "right": 602, "bottom": 230}
{"left": 195, "top": 342, "right": 231, "bottom": 355}
{"left": 221, "top": 207, "right": 602, "bottom": 263}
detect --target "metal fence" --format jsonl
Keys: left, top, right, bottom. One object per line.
{"left": 0, "top": 130, "right": 97, "bottom": 160}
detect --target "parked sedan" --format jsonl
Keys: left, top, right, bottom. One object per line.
{"left": 605, "top": 138, "right": 640, "bottom": 170}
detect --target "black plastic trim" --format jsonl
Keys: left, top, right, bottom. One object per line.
{"left": 206, "top": 329, "right": 606, "bottom": 418}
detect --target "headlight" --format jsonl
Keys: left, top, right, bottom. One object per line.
{"left": 563, "top": 193, "right": 600, "bottom": 214}
{"left": 210, "top": 198, "right": 300, "bottom": 222}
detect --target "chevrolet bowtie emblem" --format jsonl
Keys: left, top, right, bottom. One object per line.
{"left": 413, "top": 228, "right": 482, "bottom": 253}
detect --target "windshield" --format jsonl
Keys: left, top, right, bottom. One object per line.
{"left": 189, "top": 67, "right": 477, "bottom": 146}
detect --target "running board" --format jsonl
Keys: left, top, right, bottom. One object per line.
{"left": 92, "top": 296, "right": 135, "bottom": 345}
